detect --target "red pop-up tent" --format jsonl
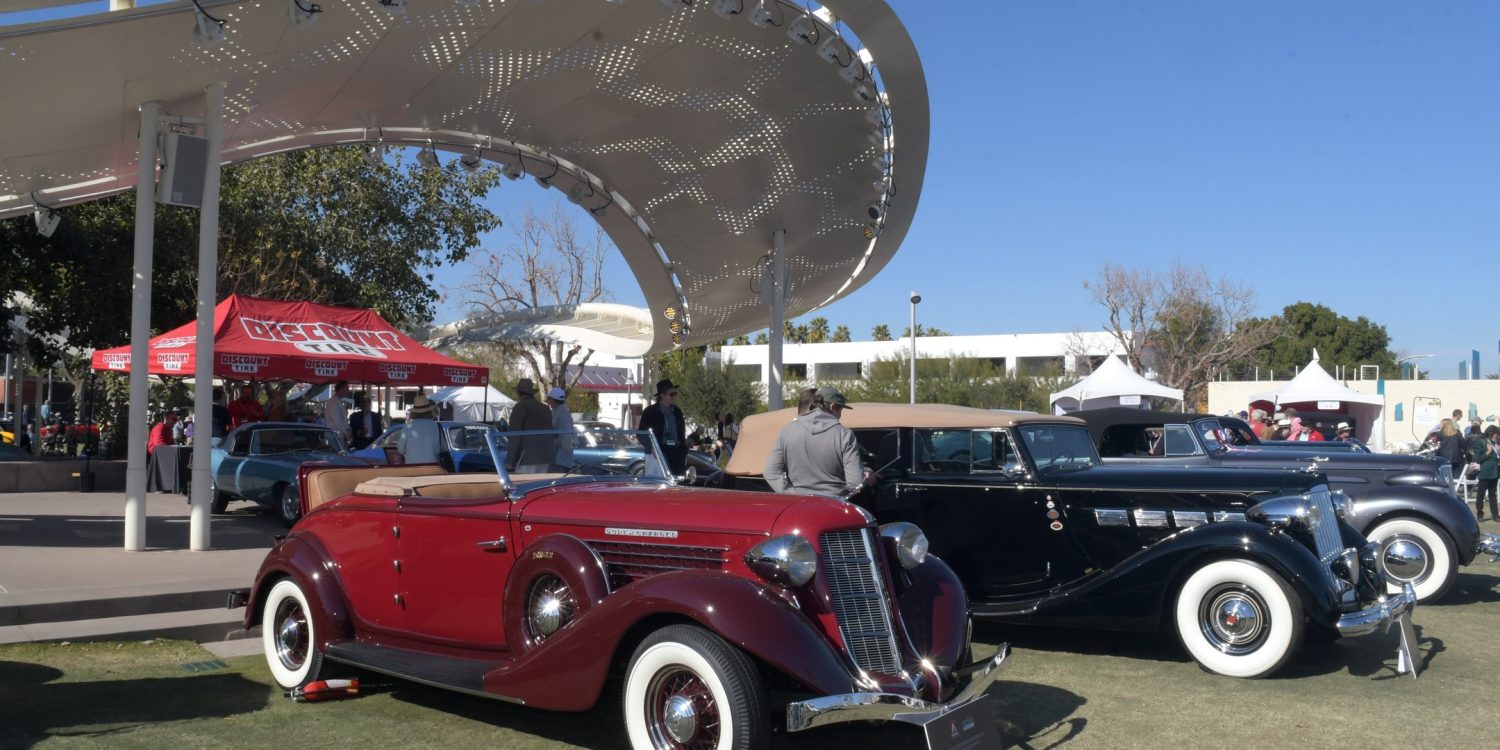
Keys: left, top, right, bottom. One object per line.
{"left": 90, "top": 294, "right": 488, "bottom": 386}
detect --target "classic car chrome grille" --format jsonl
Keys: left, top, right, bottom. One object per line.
{"left": 819, "top": 528, "right": 902, "bottom": 676}
{"left": 586, "top": 540, "right": 725, "bottom": 588}
{"left": 1307, "top": 485, "right": 1343, "bottom": 563}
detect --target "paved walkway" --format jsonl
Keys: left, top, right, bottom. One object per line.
{"left": 0, "top": 491, "right": 283, "bottom": 643}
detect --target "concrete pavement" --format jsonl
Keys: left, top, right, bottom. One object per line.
{"left": 0, "top": 490, "right": 283, "bottom": 644}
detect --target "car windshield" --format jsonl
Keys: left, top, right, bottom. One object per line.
{"left": 251, "top": 428, "right": 343, "bottom": 455}
{"left": 1017, "top": 424, "right": 1099, "bottom": 472}
{"left": 486, "top": 428, "right": 676, "bottom": 487}
{"left": 444, "top": 423, "right": 506, "bottom": 452}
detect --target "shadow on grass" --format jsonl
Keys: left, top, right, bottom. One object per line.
{"left": 376, "top": 672, "right": 1088, "bottom": 749}
{"left": 1292, "top": 623, "right": 1443, "bottom": 680}
{"left": 0, "top": 659, "right": 270, "bottom": 748}
{"left": 975, "top": 621, "right": 1190, "bottom": 666}
{"left": 1430, "top": 572, "right": 1500, "bottom": 607}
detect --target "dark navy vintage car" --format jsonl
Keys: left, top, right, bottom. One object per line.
{"left": 1077, "top": 408, "right": 1499, "bottom": 602}
{"left": 727, "top": 404, "right": 1419, "bottom": 679}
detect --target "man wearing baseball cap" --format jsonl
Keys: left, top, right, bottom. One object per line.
{"left": 546, "top": 387, "right": 575, "bottom": 469}
{"left": 765, "top": 385, "right": 867, "bottom": 496}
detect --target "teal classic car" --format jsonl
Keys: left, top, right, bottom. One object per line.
{"left": 211, "top": 422, "right": 367, "bottom": 526}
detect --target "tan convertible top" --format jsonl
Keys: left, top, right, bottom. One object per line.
{"left": 724, "top": 403, "right": 1081, "bottom": 476}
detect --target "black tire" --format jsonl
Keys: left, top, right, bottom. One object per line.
{"left": 624, "top": 624, "right": 768, "bottom": 750}
{"left": 262, "top": 578, "right": 325, "bottom": 689}
{"left": 278, "top": 484, "right": 300, "bottom": 527}
{"left": 210, "top": 483, "right": 230, "bottom": 514}
{"left": 1173, "top": 558, "right": 1305, "bottom": 678}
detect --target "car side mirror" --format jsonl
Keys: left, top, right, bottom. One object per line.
{"left": 681, "top": 465, "right": 698, "bottom": 484}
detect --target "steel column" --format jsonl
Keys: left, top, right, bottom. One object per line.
{"left": 767, "top": 230, "right": 786, "bottom": 411}
{"left": 124, "top": 100, "right": 159, "bottom": 551}
{"left": 189, "top": 82, "right": 225, "bottom": 551}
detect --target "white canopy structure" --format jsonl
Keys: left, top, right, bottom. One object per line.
{"left": 429, "top": 384, "right": 513, "bottom": 423}
{"left": 1050, "top": 356, "right": 1184, "bottom": 415}
{"left": 1249, "top": 353, "right": 1386, "bottom": 449}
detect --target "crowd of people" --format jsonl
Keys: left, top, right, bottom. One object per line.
{"left": 1241, "top": 407, "right": 1359, "bottom": 445}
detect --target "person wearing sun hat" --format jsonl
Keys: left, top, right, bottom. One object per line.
{"left": 546, "top": 386, "right": 575, "bottom": 468}
{"left": 398, "top": 395, "right": 441, "bottom": 464}
{"left": 639, "top": 378, "right": 687, "bottom": 475}
{"left": 507, "top": 378, "right": 554, "bottom": 475}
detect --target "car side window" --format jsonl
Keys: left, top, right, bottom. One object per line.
{"left": 971, "top": 430, "right": 1018, "bottom": 474}
{"left": 1163, "top": 425, "right": 1201, "bottom": 456}
{"left": 228, "top": 431, "right": 250, "bottom": 456}
{"left": 916, "top": 429, "right": 974, "bottom": 473}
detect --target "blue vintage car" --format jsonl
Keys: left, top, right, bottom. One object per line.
{"left": 212, "top": 422, "right": 367, "bottom": 526}
{"left": 353, "top": 420, "right": 723, "bottom": 484}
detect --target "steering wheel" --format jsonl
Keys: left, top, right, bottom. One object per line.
{"left": 1053, "top": 451, "right": 1076, "bottom": 465}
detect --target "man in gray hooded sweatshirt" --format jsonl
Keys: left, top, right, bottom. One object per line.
{"left": 765, "top": 386, "right": 865, "bottom": 496}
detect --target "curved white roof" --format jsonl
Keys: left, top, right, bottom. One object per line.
{"left": 0, "top": 0, "right": 927, "bottom": 353}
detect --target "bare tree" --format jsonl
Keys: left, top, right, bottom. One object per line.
{"left": 1084, "top": 262, "right": 1282, "bottom": 406}
{"left": 459, "top": 204, "right": 610, "bottom": 394}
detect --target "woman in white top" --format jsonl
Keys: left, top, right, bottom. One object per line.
{"left": 398, "top": 396, "right": 442, "bottom": 464}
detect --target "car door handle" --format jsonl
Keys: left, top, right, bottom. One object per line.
{"left": 475, "top": 537, "right": 507, "bottom": 551}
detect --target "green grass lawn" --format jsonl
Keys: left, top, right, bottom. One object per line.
{"left": 4, "top": 563, "right": 1498, "bottom": 749}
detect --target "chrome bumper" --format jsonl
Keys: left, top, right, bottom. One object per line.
{"left": 1336, "top": 582, "right": 1420, "bottom": 678}
{"left": 785, "top": 645, "right": 1010, "bottom": 733}
{"left": 1477, "top": 533, "right": 1500, "bottom": 561}
{"left": 1336, "top": 582, "right": 1415, "bottom": 637}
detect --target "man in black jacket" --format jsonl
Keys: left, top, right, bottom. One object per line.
{"left": 638, "top": 379, "right": 687, "bottom": 475}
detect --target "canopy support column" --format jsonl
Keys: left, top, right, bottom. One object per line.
{"left": 189, "top": 82, "right": 225, "bottom": 551}
{"left": 124, "top": 100, "right": 159, "bottom": 551}
{"left": 766, "top": 229, "right": 786, "bottom": 411}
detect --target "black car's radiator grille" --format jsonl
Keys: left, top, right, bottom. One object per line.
{"left": 1307, "top": 484, "right": 1343, "bottom": 562}
{"left": 819, "top": 528, "right": 902, "bottom": 676}
{"left": 586, "top": 540, "right": 725, "bottom": 588}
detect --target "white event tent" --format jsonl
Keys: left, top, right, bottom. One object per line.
{"left": 429, "top": 385, "right": 514, "bottom": 423}
{"left": 1050, "top": 356, "right": 1184, "bottom": 415}
{"left": 1248, "top": 353, "right": 1386, "bottom": 449}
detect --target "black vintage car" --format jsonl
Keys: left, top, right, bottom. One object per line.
{"left": 1078, "top": 407, "right": 1498, "bottom": 603}
{"left": 726, "top": 405, "right": 1418, "bottom": 679}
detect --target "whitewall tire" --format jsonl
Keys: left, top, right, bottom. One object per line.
{"left": 624, "top": 624, "right": 767, "bottom": 750}
{"left": 262, "top": 578, "right": 324, "bottom": 689}
{"left": 1173, "top": 559, "right": 1303, "bottom": 679}
{"left": 1365, "top": 517, "right": 1456, "bottom": 603}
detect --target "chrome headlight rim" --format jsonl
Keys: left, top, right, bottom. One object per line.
{"left": 1329, "top": 489, "right": 1349, "bottom": 521}
{"left": 744, "top": 534, "right": 817, "bottom": 587}
{"left": 879, "top": 521, "right": 930, "bottom": 570}
{"left": 1247, "top": 495, "right": 1317, "bottom": 533}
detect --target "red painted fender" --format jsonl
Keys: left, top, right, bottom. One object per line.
{"left": 502, "top": 533, "right": 612, "bottom": 654}
{"left": 893, "top": 554, "right": 969, "bottom": 671}
{"left": 246, "top": 533, "right": 353, "bottom": 653}
{"left": 484, "top": 571, "right": 861, "bottom": 711}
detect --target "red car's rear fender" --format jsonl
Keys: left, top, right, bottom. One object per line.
{"left": 246, "top": 533, "right": 353, "bottom": 651}
{"left": 487, "top": 572, "right": 856, "bottom": 711}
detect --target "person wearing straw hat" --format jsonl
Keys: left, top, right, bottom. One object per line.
{"left": 398, "top": 396, "right": 441, "bottom": 465}
{"left": 1334, "top": 421, "right": 1362, "bottom": 447}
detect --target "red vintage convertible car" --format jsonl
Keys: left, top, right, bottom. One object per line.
{"left": 232, "top": 429, "right": 1006, "bottom": 748}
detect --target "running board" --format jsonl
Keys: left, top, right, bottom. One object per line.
{"left": 325, "top": 641, "right": 522, "bottom": 704}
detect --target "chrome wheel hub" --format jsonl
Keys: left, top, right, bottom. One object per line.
{"left": 1200, "top": 586, "right": 1268, "bottom": 655}
{"left": 524, "top": 575, "right": 575, "bottom": 644}
{"left": 662, "top": 695, "right": 698, "bottom": 744}
{"left": 1382, "top": 537, "right": 1430, "bottom": 583}
{"left": 274, "top": 600, "right": 307, "bottom": 671}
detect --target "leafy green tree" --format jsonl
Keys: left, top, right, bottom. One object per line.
{"left": 731, "top": 335, "right": 751, "bottom": 346}
{"left": 656, "top": 348, "right": 762, "bottom": 429}
{"left": 900, "top": 325, "right": 950, "bottom": 337}
{"left": 831, "top": 325, "right": 852, "bottom": 343}
{"left": 753, "top": 332, "right": 768, "bottom": 345}
{"left": 1241, "top": 302, "right": 1397, "bottom": 378}
{"left": 842, "top": 355, "right": 1054, "bottom": 411}
{"left": 872, "top": 324, "right": 892, "bottom": 341}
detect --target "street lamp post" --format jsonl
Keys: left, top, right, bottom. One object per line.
{"left": 1396, "top": 354, "right": 1433, "bottom": 380}
{"left": 909, "top": 291, "right": 920, "bottom": 404}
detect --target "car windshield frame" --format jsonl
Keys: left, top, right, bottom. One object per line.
{"left": 1016, "top": 423, "right": 1100, "bottom": 473}
{"left": 485, "top": 427, "right": 678, "bottom": 497}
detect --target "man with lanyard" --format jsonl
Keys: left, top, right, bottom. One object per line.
{"left": 639, "top": 379, "right": 687, "bottom": 476}
{"left": 765, "top": 386, "right": 869, "bottom": 496}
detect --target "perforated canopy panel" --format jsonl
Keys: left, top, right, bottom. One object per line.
{"left": 0, "top": 0, "right": 928, "bottom": 353}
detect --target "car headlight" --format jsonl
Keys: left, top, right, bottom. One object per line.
{"left": 1246, "top": 495, "right": 1319, "bottom": 533}
{"left": 879, "top": 522, "right": 929, "bottom": 569}
{"left": 745, "top": 534, "right": 817, "bottom": 587}
{"left": 1329, "top": 489, "right": 1349, "bottom": 521}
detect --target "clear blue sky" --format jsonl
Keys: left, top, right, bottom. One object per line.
{"left": 439, "top": 0, "right": 1500, "bottom": 378}
{"left": 6, "top": 2, "right": 1496, "bottom": 377}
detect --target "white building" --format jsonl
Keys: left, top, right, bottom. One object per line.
{"left": 719, "top": 331, "right": 1127, "bottom": 385}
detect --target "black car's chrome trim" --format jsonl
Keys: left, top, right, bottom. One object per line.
{"left": 1092, "top": 507, "right": 1246, "bottom": 529}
